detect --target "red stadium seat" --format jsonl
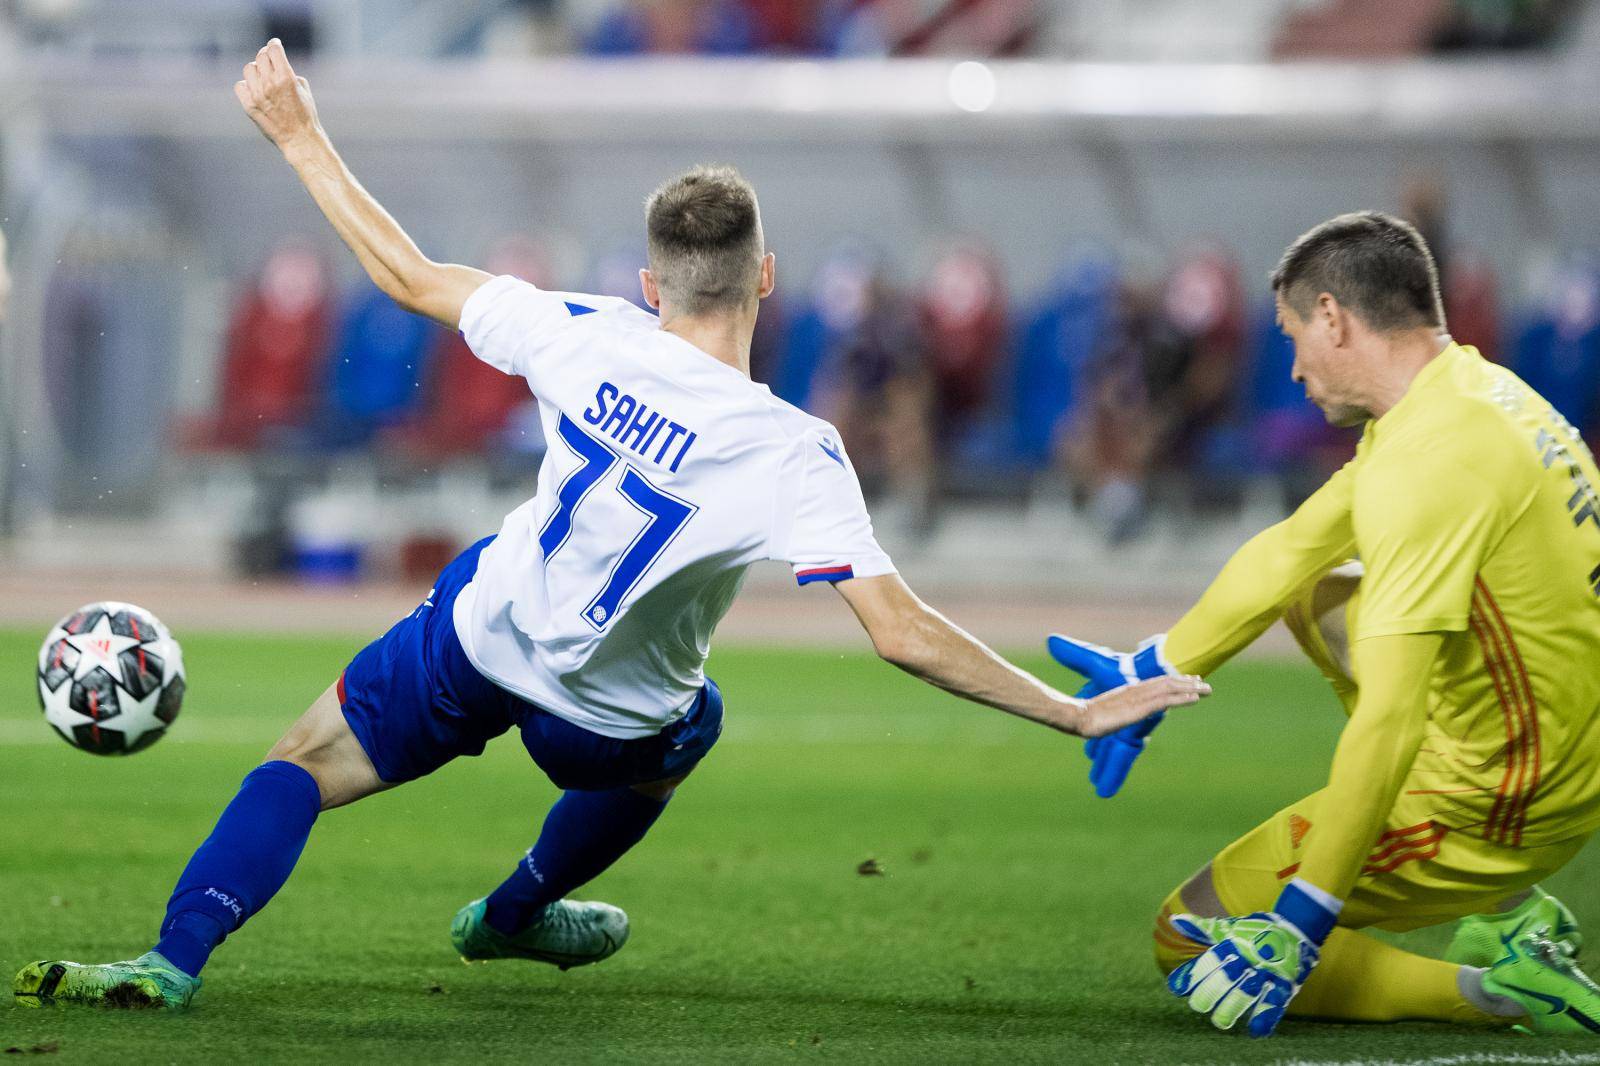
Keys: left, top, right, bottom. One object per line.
{"left": 180, "top": 243, "right": 332, "bottom": 452}
{"left": 394, "top": 238, "right": 550, "bottom": 459}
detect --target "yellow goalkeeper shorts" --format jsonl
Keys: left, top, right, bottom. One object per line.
{"left": 1206, "top": 788, "right": 1589, "bottom": 932}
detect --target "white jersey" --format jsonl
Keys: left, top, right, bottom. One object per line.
{"left": 453, "top": 276, "right": 895, "bottom": 738}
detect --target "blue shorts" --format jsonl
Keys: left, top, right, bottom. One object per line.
{"left": 338, "top": 536, "right": 723, "bottom": 789}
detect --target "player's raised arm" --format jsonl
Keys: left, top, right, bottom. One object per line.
{"left": 234, "top": 40, "right": 488, "bottom": 328}
{"left": 835, "top": 574, "right": 1208, "bottom": 738}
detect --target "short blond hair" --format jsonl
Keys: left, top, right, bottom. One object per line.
{"left": 645, "top": 165, "right": 764, "bottom": 316}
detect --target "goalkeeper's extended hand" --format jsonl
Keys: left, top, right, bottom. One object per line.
{"left": 1166, "top": 881, "right": 1340, "bottom": 1038}
{"left": 1045, "top": 634, "right": 1176, "bottom": 797}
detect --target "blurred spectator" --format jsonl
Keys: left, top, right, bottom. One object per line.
{"left": 1058, "top": 269, "right": 1184, "bottom": 541}
{"left": 1053, "top": 248, "right": 1246, "bottom": 537}
{"left": 921, "top": 245, "right": 1008, "bottom": 438}
{"left": 1400, "top": 170, "right": 1505, "bottom": 357}
{"left": 195, "top": 242, "right": 332, "bottom": 450}
{"left": 586, "top": 0, "right": 758, "bottom": 54}
{"left": 813, "top": 269, "right": 937, "bottom": 526}
{"left": 1274, "top": 0, "right": 1449, "bottom": 58}
{"left": 1433, "top": 0, "right": 1579, "bottom": 51}
{"left": 1242, "top": 299, "right": 1361, "bottom": 505}
{"left": 741, "top": 0, "right": 827, "bottom": 51}
{"left": 1512, "top": 260, "right": 1600, "bottom": 443}
{"left": 1401, "top": 171, "right": 1452, "bottom": 294}
{"left": 1161, "top": 248, "right": 1246, "bottom": 481}
{"left": 1444, "top": 252, "right": 1503, "bottom": 358}
{"left": 778, "top": 247, "right": 876, "bottom": 409}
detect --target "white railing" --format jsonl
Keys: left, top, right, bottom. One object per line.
{"left": 5, "top": 53, "right": 1600, "bottom": 140}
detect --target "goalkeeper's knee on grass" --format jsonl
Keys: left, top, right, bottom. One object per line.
{"left": 1154, "top": 886, "right": 1207, "bottom": 975}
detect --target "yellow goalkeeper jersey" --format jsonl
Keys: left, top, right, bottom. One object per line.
{"left": 1171, "top": 342, "right": 1600, "bottom": 847}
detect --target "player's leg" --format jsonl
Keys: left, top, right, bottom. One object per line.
{"left": 152, "top": 684, "right": 392, "bottom": 977}
{"left": 16, "top": 536, "right": 505, "bottom": 1009}
{"left": 1154, "top": 859, "right": 1515, "bottom": 1025}
{"left": 451, "top": 680, "right": 725, "bottom": 967}
{"left": 13, "top": 685, "right": 391, "bottom": 1010}
{"left": 1154, "top": 799, "right": 1597, "bottom": 1029}
{"left": 1283, "top": 563, "right": 1584, "bottom": 964}
{"left": 1280, "top": 560, "right": 1363, "bottom": 713}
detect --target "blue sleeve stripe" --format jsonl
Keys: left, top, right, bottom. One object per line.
{"left": 796, "top": 565, "right": 855, "bottom": 585}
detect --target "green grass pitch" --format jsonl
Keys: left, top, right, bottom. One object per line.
{"left": 2, "top": 628, "right": 1597, "bottom": 1064}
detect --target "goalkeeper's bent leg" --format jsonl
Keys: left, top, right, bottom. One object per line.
{"left": 1291, "top": 928, "right": 1515, "bottom": 1024}
{"left": 1153, "top": 879, "right": 1212, "bottom": 974}
{"left": 1156, "top": 860, "right": 1512, "bottom": 1025}
{"left": 1282, "top": 561, "right": 1363, "bottom": 714}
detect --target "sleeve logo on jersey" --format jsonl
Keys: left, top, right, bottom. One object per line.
{"left": 818, "top": 437, "right": 845, "bottom": 468}
{"left": 583, "top": 381, "right": 699, "bottom": 473}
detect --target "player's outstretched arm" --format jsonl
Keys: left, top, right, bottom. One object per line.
{"left": 234, "top": 40, "right": 489, "bottom": 328}
{"left": 835, "top": 574, "right": 1209, "bottom": 737}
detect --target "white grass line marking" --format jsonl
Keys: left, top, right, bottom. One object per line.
{"left": 1251, "top": 1052, "right": 1600, "bottom": 1066}
{"left": 0, "top": 712, "right": 1035, "bottom": 748}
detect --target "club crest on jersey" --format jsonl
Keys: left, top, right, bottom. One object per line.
{"left": 583, "top": 381, "right": 699, "bottom": 472}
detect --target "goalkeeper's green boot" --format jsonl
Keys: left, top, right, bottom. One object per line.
{"left": 1481, "top": 928, "right": 1600, "bottom": 1035}
{"left": 451, "top": 898, "right": 629, "bottom": 970}
{"left": 13, "top": 951, "right": 199, "bottom": 1010}
{"left": 1446, "top": 886, "right": 1582, "bottom": 968}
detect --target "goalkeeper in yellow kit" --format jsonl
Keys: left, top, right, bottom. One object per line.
{"left": 1052, "top": 211, "right": 1600, "bottom": 1037}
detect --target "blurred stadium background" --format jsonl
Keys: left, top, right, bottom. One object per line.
{"left": 2, "top": 0, "right": 1600, "bottom": 648}
{"left": 8, "top": 7, "right": 1600, "bottom": 1062}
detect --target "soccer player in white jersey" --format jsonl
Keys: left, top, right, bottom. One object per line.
{"left": 12, "top": 41, "right": 1207, "bottom": 1010}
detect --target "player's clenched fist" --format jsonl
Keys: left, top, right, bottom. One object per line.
{"left": 234, "top": 39, "right": 320, "bottom": 153}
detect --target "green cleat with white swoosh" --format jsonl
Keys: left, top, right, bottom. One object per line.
{"left": 451, "top": 897, "right": 629, "bottom": 970}
{"left": 13, "top": 952, "right": 199, "bottom": 1010}
{"left": 1447, "top": 885, "right": 1582, "bottom": 968}
{"left": 1481, "top": 927, "right": 1600, "bottom": 1035}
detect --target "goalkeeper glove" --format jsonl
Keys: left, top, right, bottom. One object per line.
{"left": 1166, "top": 879, "right": 1340, "bottom": 1038}
{"left": 1045, "top": 633, "right": 1176, "bottom": 797}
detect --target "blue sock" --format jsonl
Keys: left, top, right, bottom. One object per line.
{"left": 483, "top": 787, "right": 667, "bottom": 936}
{"left": 153, "top": 760, "right": 322, "bottom": 977}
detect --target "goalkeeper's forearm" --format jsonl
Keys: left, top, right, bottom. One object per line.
{"left": 1295, "top": 632, "right": 1441, "bottom": 900}
{"left": 281, "top": 132, "right": 484, "bottom": 326}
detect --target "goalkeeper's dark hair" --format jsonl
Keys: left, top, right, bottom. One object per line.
{"left": 1271, "top": 211, "right": 1445, "bottom": 332}
{"left": 645, "top": 165, "right": 764, "bottom": 317}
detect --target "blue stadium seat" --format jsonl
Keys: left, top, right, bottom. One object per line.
{"left": 1511, "top": 268, "right": 1600, "bottom": 438}
{"left": 1011, "top": 254, "right": 1117, "bottom": 468}
{"left": 777, "top": 306, "right": 833, "bottom": 410}
{"left": 1242, "top": 299, "right": 1323, "bottom": 476}
{"left": 320, "top": 285, "right": 440, "bottom": 447}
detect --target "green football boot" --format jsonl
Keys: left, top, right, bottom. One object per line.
{"left": 1481, "top": 928, "right": 1600, "bottom": 1035}
{"left": 451, "top": 897, "right": 629, "bottom": 970}
{"left": 13, "top": 951, "right": 199, "bottom": 1010}
{"left": 1447, "top": 886, "right": 1583, "bottom": 968}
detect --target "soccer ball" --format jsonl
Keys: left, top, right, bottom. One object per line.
{"left": 36, "top": 602, "right": 186, "bottom": 755}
